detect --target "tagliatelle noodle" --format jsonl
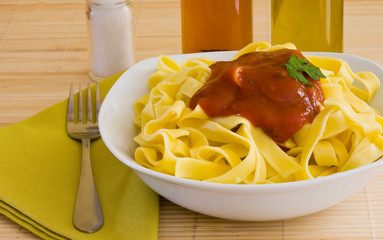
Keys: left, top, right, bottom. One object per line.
{"left": 133, "top": 42, "right": 383, "bottom": 184}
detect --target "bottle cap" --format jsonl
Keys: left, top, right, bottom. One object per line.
{"left": 86, "top": 0, "right": 130, "bottom": 5}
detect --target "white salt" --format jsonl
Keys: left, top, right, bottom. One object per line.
{"left": 87, "top": 0, "right": 135, "bottom": 80}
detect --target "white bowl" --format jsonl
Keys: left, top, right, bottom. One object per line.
{"left": 99, "top": 51, "right": 383, "bottom": 221}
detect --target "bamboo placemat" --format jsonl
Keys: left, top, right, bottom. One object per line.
{"left": 1, "top": 0, "right": 383, "bottom": 239}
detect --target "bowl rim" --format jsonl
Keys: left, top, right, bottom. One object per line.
{"left": 100, "top": 50, "right": 383, "bottom": 193}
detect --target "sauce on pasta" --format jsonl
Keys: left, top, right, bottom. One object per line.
{"left": 189, "top": 49, "right": 324, "bottom": 143}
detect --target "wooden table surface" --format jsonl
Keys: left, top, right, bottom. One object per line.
{"left": 1, "top": 0, "right": 383, "bottom": 239}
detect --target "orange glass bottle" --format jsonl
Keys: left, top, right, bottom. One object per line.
{"left": 181, "top": 0, "right": 253, "bottom": 53}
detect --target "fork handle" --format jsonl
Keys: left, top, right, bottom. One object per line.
{"left": 73, "top": 138, "right": 104, "bottom": 233}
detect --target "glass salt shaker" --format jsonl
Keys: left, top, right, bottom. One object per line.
{"left": 86, "top": 0, "right": 135, "bottom": 82}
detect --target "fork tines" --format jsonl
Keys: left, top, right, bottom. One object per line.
{"left": 67, "top": 82, "right": 101, "bottom": 124}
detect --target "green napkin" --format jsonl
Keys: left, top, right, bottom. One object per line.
{"left": 0, "top": 73, "right": 159, "bottom": 240}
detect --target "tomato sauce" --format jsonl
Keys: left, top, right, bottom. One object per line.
{"left": 189, "top": 49, "right": 324, "bottom": 143}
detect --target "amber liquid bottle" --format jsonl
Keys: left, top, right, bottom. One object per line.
{"left": 181, "top": 0, "right": 253, "bottom": 53}
{"left": 271, "top": 0, "right": 343, "bottom": 52}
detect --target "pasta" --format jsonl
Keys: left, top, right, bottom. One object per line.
{"left": 133, "top": 42, "right": 383, "bottom": 184}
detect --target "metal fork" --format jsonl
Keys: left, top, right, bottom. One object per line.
{"left": 67, "top": 82, "right": 103, "bottom": 233}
